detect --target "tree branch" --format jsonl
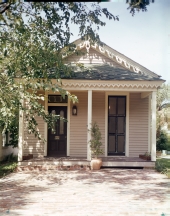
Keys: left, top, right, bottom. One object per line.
{"left": 0, "top": 3, "right": 11, "bottom": 14}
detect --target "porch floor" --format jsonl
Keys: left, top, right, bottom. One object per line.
{"left": 18, "top": 156, "right": 155, "bottom": 168}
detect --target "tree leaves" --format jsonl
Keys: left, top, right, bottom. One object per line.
{"left": 0, "top": 2, "right": 117, "bottom": 145}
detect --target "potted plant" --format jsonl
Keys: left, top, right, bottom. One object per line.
{"left": 89, "top": 122, "right": 104, "bottom": 170}
{"left": 139, "top": 152, "right": 151, "bottom": 160}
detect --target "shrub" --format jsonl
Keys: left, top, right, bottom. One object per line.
{"left": 156, "top": 131, "right": 168, "bottom": 151}
{"left": 89, "top": 122, "right": 103, "bottom": 158}
{"left": 155, "top": 159, "right": 170, "bottom": 178}
{"left": 155, "top": 160, "right": 166, "bottom": 173}
{"left": 2, "top": 153, "right": 18, "bottom": 163}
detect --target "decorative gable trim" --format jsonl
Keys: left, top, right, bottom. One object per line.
{"left": 63, "top": 38, "right": 162, "bottom": 79}
{"left": 56, "top": 80, "right": 164, "bottom": 91}
{"left": 63, "top": 40, "right": 142, "bottom": 74}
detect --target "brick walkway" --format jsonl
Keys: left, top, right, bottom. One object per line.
{"left": 0, "top": 168, "right": 170, "bottom": 216}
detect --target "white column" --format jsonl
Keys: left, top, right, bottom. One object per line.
{"left": 151, "top": 91, "right": 156, "bottom": 161}
{"left": 18, "top": 103, "right": 24, "bottom": 162}
{"left": 148, "top": 95, "right": 151, "bottom": 153}
{"left": 87, "top": 90, "right": 92, "bottom": 160}
{"left": 67, "top": 96, "right": 71, "bottom": 156}
{"left": 44, "top": 91, "right": 48, "bottom": 156}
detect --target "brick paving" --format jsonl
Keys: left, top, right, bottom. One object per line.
{"left": 0, "top": 168, "right": 170, "bottom": 216}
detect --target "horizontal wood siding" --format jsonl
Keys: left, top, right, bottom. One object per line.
{"left": 129, "top": 93, "right": 149, "bottom": 157}
{"left": 70, "top": 92, "right": 88, "bottom": 157}
{"left": 70, "top": 91, "right": 105, "bottom": 157}
{"left": 92, "top": 92, "right": 105, "bottom": 156}
{"left": 23, "top": 91, "right": 45, "bottom": 158}
{"left": 64, "top": 48, "right": 125, "bottom": 68}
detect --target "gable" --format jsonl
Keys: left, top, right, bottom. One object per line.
{"left": 64, "top": 47, "right": 126, "bottom": 71}
{"left": 62, "top": 38, "right": 164, "bottom": 81}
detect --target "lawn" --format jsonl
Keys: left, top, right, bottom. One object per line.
{"left": 0, "top": 162, "right": 18, "bottom": 178}
{"left": 155, "top": 158, "right": 170, "bottom": 178}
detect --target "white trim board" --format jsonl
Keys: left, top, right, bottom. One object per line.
{"left": 44, "top": 92, "right": 70, "bottom": 157}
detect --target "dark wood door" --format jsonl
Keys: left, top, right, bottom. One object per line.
{"left": 48, "top": 106, "right": 67, "bottom": 157}
{"left": 108, "top": 96, "right": 126, "bottom": 156}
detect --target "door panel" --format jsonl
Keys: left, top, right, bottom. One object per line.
{"left": 109, "top": 117, "right": 116, "bottom": 133}
{"left": 108, "top": 96, "right": 126, "bottom": 156}
{"left": 48, "top": 106, "right": 67, "bottom": 157}
{"left": 118, "top": 97, "right": 126, "bottom": 115}
{"left": 109, "top": 97, "right": 116, "bottom": 115}
{"left": 108, "top": 135, "right": 116, "bottom": 152}
{"left": 117, "top": 135, "right": 125, "bottom": 153}
{"left": 117, "top": 117, "right": 125, "bottom": 134}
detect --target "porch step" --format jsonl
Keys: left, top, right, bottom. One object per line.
{"left": 102, "top": 161, "right": 155, "bottom": 168}
{"left": 18, "top": 159, "right": 155, "bottom": 169}
{"left": 16, "top": 164, "right": 90, "bottom": 172}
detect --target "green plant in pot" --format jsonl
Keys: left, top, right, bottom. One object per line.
{"left": 89, "top": 122, "right": 104, "bottom": 170}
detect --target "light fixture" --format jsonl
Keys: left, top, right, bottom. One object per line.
{"left": 72, "top": 105, "right": 77, "bottom": 116}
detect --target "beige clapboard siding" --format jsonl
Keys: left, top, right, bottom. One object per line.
{"left": 70, "top": 91, "right": 88, "bottom": 157}
{"left": 23, "top": 116, "right": 45, "bottom": 157}
{"left": 129, "top": 93, "right": 148, "bottom": 157}
{"left": 64, "top": 48, "right": 125, "bottom": 68}
{"left": 92, "top": 91, "right": 105, "bottom": 156}
{"left": 70, "top": 91, "right": 105, "bottom": 157}
{"left": 23, "top": 92, "right": 45, "bottom": 158}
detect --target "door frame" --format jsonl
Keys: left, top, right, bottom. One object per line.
{"left": 105, "top": 92, "right": 129, "bottom": 157}
{"left": 44, "top": 92, "right": 70, "bottom": 156}
{"left": 47, "top": 106, "right": 67, "bottom": 157}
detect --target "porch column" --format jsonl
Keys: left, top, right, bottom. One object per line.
{"left": 18, "top": 104, "right": 24, "bottom": 162}
{"left": 151, "top": 91, "right": 156, "bottom": 161}
{"left": 87, "top": 90, "right": 92, "bottom": 160}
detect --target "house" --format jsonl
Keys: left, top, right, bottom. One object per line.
{"left": 17, "top": 38, "right": 164, "bottom": 165}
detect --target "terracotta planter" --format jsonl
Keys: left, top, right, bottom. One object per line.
{"left": 90, "top": 158, "right": 102, "bottom": 170}
{"left": 139, "top": 155, "right": 151, "bottom": 161}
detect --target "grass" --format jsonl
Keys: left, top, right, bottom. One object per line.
{"left": 0, "top": 153, "right": 18, "bottom": 178}
{"left": 155, "top": 158, "right": 170, "bottom": 178}
{"left": 0, "top": 161, "right": 18, "bottom": 178}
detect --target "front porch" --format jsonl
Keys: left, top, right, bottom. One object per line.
{"left": 18, "top": 156, "right": 155, "bottom": 168}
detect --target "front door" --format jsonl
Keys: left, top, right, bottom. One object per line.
{"left": 48, "top": 106, "right": 67, "bottom": 157}
{"left": 108, "top": 96, "right": 126, "bottom": 156}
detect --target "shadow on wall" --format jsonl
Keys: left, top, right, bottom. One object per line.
{"left": 2, "top": 146, "right": 18, "bottom": 158}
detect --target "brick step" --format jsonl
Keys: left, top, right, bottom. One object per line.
{"left": 16, "top": 164, "right": 91, "bottom": 172}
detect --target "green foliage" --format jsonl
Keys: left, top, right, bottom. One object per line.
{"left": 0, "top": 161, "right": 18, "bottom": 178}
{"left": 89, "top": 122, "right": 103, "bottom": 158}
{"left": 144, "top": 151, "right": 151, "bottom": 156}
{"left": 126, "top": 0, "right": 154, "bottom": 16}
{"left": 0, "top": 2, "right": 117, "bottom": 143}
{"left": 156, "top": 131, "right": 168, "bottom": 151}
{"left": 167, "top": 134, "right": 170, "bottom": 151}
{"left": 155, "top": 159, "right": 170, "bottom": 177}
{"left": 2, "top": 153, "right": 18, "bottom": 163}
{"left": 0, "top": 153, "right": 18, "bottom": 178}
{"left": 157, "top": 84, "right": 170, "bottom": 112}
{"left": 4, "top": 113, "right": 19, "bottom": 147}
{"left": 156, "top": 83, "right": 170, "bottom": 140}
